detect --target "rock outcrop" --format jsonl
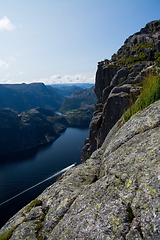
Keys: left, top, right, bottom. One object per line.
{"left": 0, "top": 99, "right": 160, "bottom": 239}
{"left": 81, "top": 20, "right": 160, "bottom": 161}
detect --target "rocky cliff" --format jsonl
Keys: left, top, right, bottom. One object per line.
{"left": 0, "top": 99, "right": 160, "bottom": 239}
{"left": 81, "top": 19, "right": 160, "bottom": 162}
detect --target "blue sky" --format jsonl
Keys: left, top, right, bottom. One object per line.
{"left": 0, "top": 0, "right": 160, "bottom": 85}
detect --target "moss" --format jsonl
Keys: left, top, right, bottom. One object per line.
{"left": 109, "top": 216, "right": 120, "bottom": 225}
{"left": 0, "top": 226, "right": 17, "bottom": 240}
{"left": 149, "top": 186, "right": 157, "bottom": 197}
{"left": 25, "top": 199, "right": 42, "bottom": 213}
{"left": 126, "top": 178, "right": 132, "bottom": 188}
{"left": 152, "top": 159, "right": 157, "bottom": 163}
{"left": 109, "top": 216, "right": 121, "bottom": 232}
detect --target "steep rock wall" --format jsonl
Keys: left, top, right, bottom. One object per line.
{"left": 0, "top": 99, "right": 160, "bottom": 239}
{"left": 81, "top": 19, "right": 160, "bottom": 162}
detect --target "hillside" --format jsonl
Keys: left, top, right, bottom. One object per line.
{"left": 59, "top": 86, "right": 97, "bottom": 112}
{"left": 0, "top": 83, "right": 64, "bottom": 112}
{"left": 52, "top": 85, "right": 82, "bottom": 97}
{"left": 0, "top": 107, "right": 68, "bottom": 157}
{"left": 59, "top": 87, "right": 97, "bottom": 127}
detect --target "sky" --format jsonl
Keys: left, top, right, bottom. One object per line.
{"left": 0, "top": 0, "right": 160, "bottom": 85}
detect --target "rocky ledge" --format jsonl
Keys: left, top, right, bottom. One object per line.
{"left": 0, "top": 99, "right": 160, "bottom": 239}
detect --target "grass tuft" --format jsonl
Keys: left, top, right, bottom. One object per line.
{"left": 123, "top": 73, "right": 160, "bottom": 123}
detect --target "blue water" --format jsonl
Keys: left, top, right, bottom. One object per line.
{"left": 0, "top": 127, "right": 88, "bottom": 228}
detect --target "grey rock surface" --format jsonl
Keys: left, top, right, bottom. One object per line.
{"left": 0, "top": 99, "right": 160, "bottom": 239}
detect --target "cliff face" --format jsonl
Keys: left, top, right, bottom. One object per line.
{"left": 81, "top": 20, "right": 160, "bottom": 162}
{"left": 0, "top": 99, "right": 160, "bottom": 239}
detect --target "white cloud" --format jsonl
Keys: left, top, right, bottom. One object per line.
{"left": 0, "top": 73, "right": 95, "bottom": 85}
{"left": 0, "top": 60, "right": 9, "bottom": 68}
{"left": 0, "top": 16, "right": 15, "bottom": 31}
{"left": 36, "top": 74, "right": 95, "bottom": 85}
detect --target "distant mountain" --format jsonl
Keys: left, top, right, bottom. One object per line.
{"left": 0, "top": 83, "right": 64, "bottom": 112}
{"left": 52, "top": 85, "right": 82, "bottom": 97}
{"left": 59, "top": 86, "right": 97, "bottom": 113}
{"left": 0, "top": 107, "right": 68, "bottom": 157}
{"left": 59, "top": 86, "right": 97, "bottom": 127}
{"left": 52, "top": 83, "right": 94, "bottom": 91}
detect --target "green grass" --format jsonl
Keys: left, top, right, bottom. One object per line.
{"left": 114, "top": 42, "right": 156, "bottom": 68}
{"left": 66, "top": 109, "right": 78, "bottom": 114}
{"left": 123, "top": 73, "right": 160, "bottom": 123}
{"left": 131, "top": 42, "right": 155, "bottom": 51}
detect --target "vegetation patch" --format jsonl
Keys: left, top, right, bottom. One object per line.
{"left": 131, "top": 42, "right": 155, "bottom": 51}
{"left": 66, "top": 109, "right": 78, "bottom": 114}
{"left": 113, "top": 42, "right": 156, "bottom": 67}
{"left": 25, "top": 199, "right": 42, "bottom": 213}
{"left": 0, "top": 226, "right": 17, "bottom": 240}
{"left": 123, "top": 72, "right": 160, "bottom": 123}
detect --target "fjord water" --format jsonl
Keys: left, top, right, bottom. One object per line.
{"left": 0, "top": 127, "right": 88, "bottom": 228}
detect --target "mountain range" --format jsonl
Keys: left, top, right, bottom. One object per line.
{"left": 0, "top": 83, "right": 64, "bottom": 112}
